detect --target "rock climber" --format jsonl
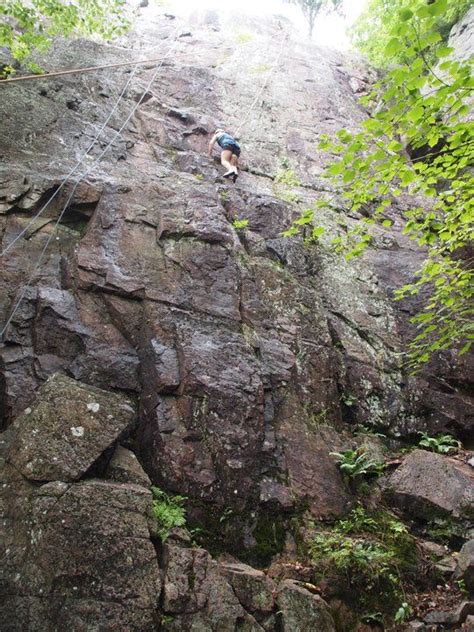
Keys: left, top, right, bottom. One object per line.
{"left": 208, "top": 129, "right": 241, "bottom": 182}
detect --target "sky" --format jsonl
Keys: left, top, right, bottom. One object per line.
{"left": 162, "top": 0, "right": 368, "bottom": 50}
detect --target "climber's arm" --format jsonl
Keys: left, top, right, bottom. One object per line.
{"left": 208, "top": 133, "right": 218, "bottom": 156}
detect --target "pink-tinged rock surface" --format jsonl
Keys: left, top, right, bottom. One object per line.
{"left": 1, "top": 6, "right": 473, "bottom": 631}
{"left": 383, "top": 449, "right": 474, "bottom": 520}
{"left": 8, "top": 373, "right": 135, "bottom": 481}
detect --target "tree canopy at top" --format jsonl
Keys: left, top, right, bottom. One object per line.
{"left": 287, "top": 0, "right": 343, "bottom": 38}
{"left": 351, "top": 0, "right": 473, "bottom": 67}
{"left": 0, "top": 0, "right": 131, "bottom": 75}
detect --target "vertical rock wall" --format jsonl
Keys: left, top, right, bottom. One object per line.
{"left": 0, "top": 7, "right": 473, "bottom": 630}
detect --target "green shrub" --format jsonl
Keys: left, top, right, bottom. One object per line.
{"left": 394, "top": 602, "right": 412, "bottom": 624}
{"left": 311, "top": 533, "right": 401, "bottom": 604}
{"left": 351, "top": 0, "right": 473, "bottom": 68}
{"left": 218, "top": 189, "right": 229, "bottom": 204}
{"left": 0, "top": 0, "right": 130, "bottom": 74}
{"left": 425, "top": 516, "right": 466, "bottom": 545}
{"left": 151, "top": 486, "right": 187, "bottom": 541}
{"left": 418, "top": 432, "right": 461, "bottom": 454}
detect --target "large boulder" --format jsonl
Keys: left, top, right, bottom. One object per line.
{"left": 7, "top": 373, "right": 135, "bottom": 481}
{"left": 1, "top": 478, "right": 161, "bottom": 631}
{"left": 161, "top": 545, "right": 264, "bottom": 631}
{"left": 105, "top": 444, "right": 152, "bottom": 487}
{"left": 423, "top": 601, "right": 474, "bottom": 626}
{"left": 219, "top": 562, "right": 276, "bottom": 616}
{"left": 276, "top": 579, "right": 336, "bottom": 632}
{"left": 383, "top": 450, "right": 474, "bottom": 520}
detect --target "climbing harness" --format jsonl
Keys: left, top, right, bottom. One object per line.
{"left": 0, "top": 26, "right": 182, "bottom": 339}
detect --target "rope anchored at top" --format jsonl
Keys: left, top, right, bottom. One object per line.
{"left": 0, "top": 55, "right": 177, "bottom": 85}
{"left": 0, "top": 26, "right": 183, "bottom": 340}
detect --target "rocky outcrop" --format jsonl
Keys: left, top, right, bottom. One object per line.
{"left": 382, "top": 449, "right": 474, "bottom": 521}
{"left": 449, "top": 6, "right": 474, "bottom": 61}
{"left": 106, "top": 444, "right": 152, "bottom": 487}
{"left": 276, "top": 580, "right": 336, "bottom": 632}
{"left": 0, "top": 371, "right": 338, "bottom": 630}
{"left": 161, "top": 545, "right": 265, "bottom": 631}
{"left": 1, "top": 5, "right": 473, "bottom": 631}
{"left": 1, "top": 5, "right": 471, "bottom": 549}
{"left": 0, "top": 377, "right": 162, "bottom": 631}
{"left": 423, "top": 601, "right": 474, "bottom": 627}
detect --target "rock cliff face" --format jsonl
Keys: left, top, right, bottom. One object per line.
{"left": 0, "top": 7, "right": 473, "bottom": 631}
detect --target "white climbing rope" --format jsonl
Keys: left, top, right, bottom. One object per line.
{"left": 0, "top": 64, "right": 139, "bottom": 257}
{"left": 0, "top": 27, "right": 182, "bottom": 258}
{"left": 234, "top": 31, "right": 289, "bottom": 138}
{"left": 0, "top": 26, "right": 182, "bottom": 340}
{"left": 1, "top": 25, "right": 287, "bottom": 338}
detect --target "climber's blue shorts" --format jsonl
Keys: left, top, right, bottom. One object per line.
{"left": 221, "top": 143, "right": 241, "bottom": 157}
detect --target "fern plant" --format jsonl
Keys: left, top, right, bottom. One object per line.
{"left": 418, "top": 432, "right": 461, "bottom": 454}
{"left": 151, "top": 486, "right": 187, "bottom": 541}
{"left": 330, "top": 449, "right": 385, "bottom": 481}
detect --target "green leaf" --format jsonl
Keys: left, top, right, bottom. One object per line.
{"left": 399, "top": 9, "right": 413, "bottom": 21}
{"left": 420, "top": 31, "right": 442, "bottom": 48}
{"left": 436, "top": 46, "right": 454, "bottom": 59}
{"left": 388, "top": 140, "right": 402, "bottom": 152}
{"left": 329, "top": 162, "right": 344, "bottom": 176}
{"left": 385, "top": 37, "right": 401, "bottom": 56}
{"left": 428, "top": 0, "right": 447, "bottom": 16}
{"left": 408, "top": 105, "right": 424, "bottom": 123}
{"left": 460, "top": 341, "right": 471, "bottom": 356}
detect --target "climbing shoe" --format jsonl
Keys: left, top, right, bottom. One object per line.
{"left": 223, "top": 170, "right": 234, "bottom": 179}
{"left": 232, "top": 172, "right": 239, "bottom": 183}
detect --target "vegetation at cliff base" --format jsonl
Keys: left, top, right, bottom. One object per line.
{"left": 0, "top": 0, "right": 130, "bottom": 74}
{"left": 417, "top": 431, "right": 461, "bottom": 454}
{"left": 233, "top": 218, "right": 249, "bottom": 230}
{"left": 309, "top": 506, "right": 418, "bottom": 618}
{"left": 330, "top": 448, "right": 385, "bottom": 484}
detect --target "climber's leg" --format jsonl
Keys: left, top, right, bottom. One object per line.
{"left": 230, "top": 154, "right": 239, "bottom": 182}
{"left": 221, "top": 149, "right": 233, "bottom": 173}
